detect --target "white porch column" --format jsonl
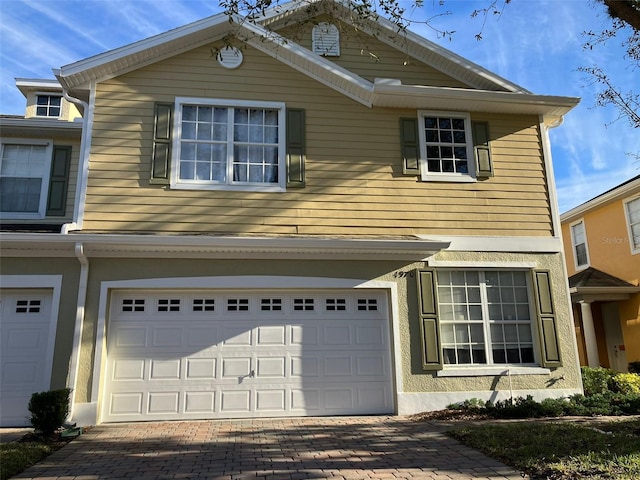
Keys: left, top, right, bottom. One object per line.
{"left": 580, "top": 301, "right": 600, "bottom": 367}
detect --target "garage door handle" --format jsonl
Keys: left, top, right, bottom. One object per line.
{"left": 250, "top": 369, "right": 255, "bottom": 378}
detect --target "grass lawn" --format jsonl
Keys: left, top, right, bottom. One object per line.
{"left": 0, "top": 435, "right": 70, "bottom": 480}
{"left": 450, "top": 418, "right": 640, "bottom": 479}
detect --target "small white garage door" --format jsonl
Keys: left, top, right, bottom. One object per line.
{"left": 0, "top": 290, "right": 54, "bottom": 426}
{"left": 102, "top": 289, "right": 394, "bottom": 422}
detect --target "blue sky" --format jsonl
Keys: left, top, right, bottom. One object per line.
{"left": 1, "top": 0, "right": 638, "bottom": 213}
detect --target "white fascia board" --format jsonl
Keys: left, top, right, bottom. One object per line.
{"left": 418, "top": 235, "right": 564, "bottom": 253}
{"left": 0, "top": 233, "right": 450, "bottom": 261}
{"left": 372, "top": 83, "right": 579, "bottom": 118}
{"left": 15, "top": 78, "right": 63, "bottom": 97}
{"left": 56, "top": 12, "right": 233, "bottom": 90}
{"left": 560, "top": 176, "right": 640, "bottom": 223}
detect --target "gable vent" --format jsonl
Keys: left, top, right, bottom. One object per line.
{"left": 312, "top": 23, "right": 340, "bottom": 57}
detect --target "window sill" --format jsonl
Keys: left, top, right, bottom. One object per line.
{"left": 170, "top": 183, "right": 285, "bottom": 193}
{"left": 420, "top": 174, "right": 477, "bottom": 183}
{"left": 436, "top": 366, "right": 551, "bottom": 377}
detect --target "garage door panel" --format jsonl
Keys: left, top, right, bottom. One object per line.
{"left": 152, "top": 327, "right": 183, "bottom": 347}
{"left": 256, "top": 357, "right": 286, "bottom": 377}
{"left": 112, "top": 359, "right": 146, "bottom": 380}
{"left": 185, "top": 391, "right": 215, "bottom": 413}
{"left": 256, "top": 389, "right": 286, "bottom": 411}
{"left": 221, "top": 390, "right": 251, "bottom": 412}
{"left": 1, "top": 290, "right": 54, "bottom": 426}
{"left": 186, "top": 358, "right": 217, "bottom": 379}
{"left": 148, "top": 392, "right": 180, "bottom": 414}
{"left": 103, "top": 289, "right": 393, "bottom": 422}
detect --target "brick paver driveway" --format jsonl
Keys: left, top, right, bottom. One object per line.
{"left": 15, "top": 416, "right": 526, "bottom": 480}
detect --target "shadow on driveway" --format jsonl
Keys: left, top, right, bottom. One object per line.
{"left": 14, "top": 416, "right": 524, "bottom": 479}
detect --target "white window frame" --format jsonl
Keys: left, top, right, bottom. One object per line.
{"left": 0, "top": 138, "right": 53, "bottom": 219}
{"left": 624, "top": 195, "right": 640, "bottom": 255}
{"left": 35, "top": 94, "right": 62, "bottom": 118}
{"left": 435, "top": 268, "right": 539, "bottom": 368}
{"left": 569, "top": 219, "right": 590, "bottom": 270}
{"left": 171, "top": 97, "right": 286, "bottom": 192}
{"left": 417, "top": 110, "right": 476, "bottom": 182}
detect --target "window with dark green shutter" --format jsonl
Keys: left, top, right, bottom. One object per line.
{"left": 417, "top": 268, "right": 559, "bottom": 369}
{"left": 46, "top": 146, "right": 71, "bottom": 216}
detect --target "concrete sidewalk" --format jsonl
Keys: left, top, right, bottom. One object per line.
{"left": 12, "top": 416, "right": 527, "bottom": 480}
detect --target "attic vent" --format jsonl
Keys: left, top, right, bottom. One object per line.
{"left": 312, "top": 23, "right": 340, "bottom": 57}
{"left": 217, "top": 46, "right": 243, "bottom": 69}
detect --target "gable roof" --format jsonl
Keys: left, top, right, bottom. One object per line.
{"left": 54, "top": 0, "right": 578, "bottom": 120}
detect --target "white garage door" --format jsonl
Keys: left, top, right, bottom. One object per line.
{"left": 0, "top": 290, "right": 54, "bottom": 426}
{"left": 103, "top": 289, "right": 394, "bottom": 422}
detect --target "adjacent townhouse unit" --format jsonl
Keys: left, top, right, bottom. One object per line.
{"left": 561, "top": 175, "right": 640, "bottom": 372}
{"left": 1, "top": 0, "right": 583, "bottom": 427}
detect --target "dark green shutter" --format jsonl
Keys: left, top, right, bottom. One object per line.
{"left": 151, "top": 103, "right": 173, "bottom": 185}
{"left": 417, "top": 269, "right": 443, "bottom": 370}
{"left": 46, "top": 146, "right": 71, "bottom": 216}
{"left": 286, "top": 108, "right": 305, "bottom": 188}
{"left": 400, "top": 117, "right": 420, "bottom": 175}
{"left": 472, "top": 121, "right": 493, "bottom": 179}
{"left": 533, "top": 270, "right": 562, "bottom": 367}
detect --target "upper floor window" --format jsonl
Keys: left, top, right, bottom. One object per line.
{"left": 570, "top": 220, "right": 589, "bottom": 269}
{"left": 625, "top": 196, "right": 640, "bottom": 254}
{"left": 436, "top": 270, "right": 536, "bottom": 366}
{"left": 171, "top": 98, "right": 285, "bottom": 192}
{"left": 36, "top": 95, "right": 62, "bottom": 118}
{"left": 418, "top": 111, "right": 475, "bottom": 182}
{"left": 0, "top": 139, "right": 53, "bottom": 217}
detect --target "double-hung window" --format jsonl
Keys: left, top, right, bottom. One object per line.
{"left": 436, "top": 270, "right": 536, "bottom": 366}
{"left": 0, "top": 139, "right": 53, "bottom": 218}
{"left": 418, "top": 111, "right": 475, "bottom": 181}
{"left": 570, "top": 220, "right": 589, "bottom": 268}
{"left": 625, "top": 197, "right": 640, "bottom": 254}
{"left": 171, "top": 98, "right": 286, "bottom": 191}
{"left": 36, "top": 95, "right": 62, "bottom": 118}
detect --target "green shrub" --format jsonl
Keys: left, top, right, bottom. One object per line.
{"left": 610, "top": 372, "right": 640, "bottom": 395}
{"left": 581, "top": 366, "right": 615, "bottom": 396}
{"left": 448, "top": 398, "right": 488, "bottom": 410}
{"left": 28, "top": 388, "right": 72, "bottom": 436}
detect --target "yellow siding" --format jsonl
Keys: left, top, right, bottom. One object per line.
{"left": 83, "top": 41, "right": 551, "bottom": 236}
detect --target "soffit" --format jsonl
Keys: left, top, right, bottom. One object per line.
{"left": 0, "top": 233, "right": 450, "bottom": 261}
{"left": 0, "top": 118, "right": 83, "bottom": 139}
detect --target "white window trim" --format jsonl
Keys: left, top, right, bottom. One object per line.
{"left": 0, "top": 137, "right": 53, "bottom": 219}
{"left": 435, "top": 267, "right": 541, "bottom": 368}
{"left": 171, "top": 97, "right": 286, "bottom": 192}
{"left": 35, "top": 93, "right": 63, "bottom": 119}
{"left": 417, "top": 110, "right": 476, "bottom": 183}
{"left": 623, "top": 195, "right": 640, "bottom": 255}
{"left": 569, "top": 219, "right": 590, "bottom": 270}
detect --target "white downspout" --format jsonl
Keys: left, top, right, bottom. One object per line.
{"left": 66, "top": 242, "right": 89, "bottom": 425}
{"left": 540, "top": 113, "right": 585, "bottom": 394}
{"left": 59, "top": 81, "right": 95, "bottom": 233}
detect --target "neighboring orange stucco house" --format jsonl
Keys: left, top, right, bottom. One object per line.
{"left": 561, "top": 175, "right": 640, "bottom": 372}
